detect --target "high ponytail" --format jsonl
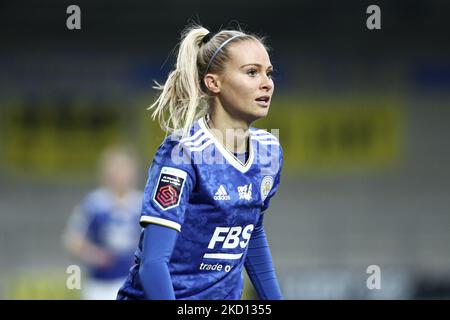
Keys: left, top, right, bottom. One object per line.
{"left": 149, "top": 24, "right": 265, "bottom": 137}
{"left": 149, "top": 26, "right": 209, "bottom": 137}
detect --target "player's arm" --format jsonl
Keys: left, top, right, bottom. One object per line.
{"left": 139, "top": 223, "right": 178, "bottom": 300}
{"left": 65, "top": 233, "right": 113, "bottom": 267}
{"left": 245, "top": 142, "right": 283, "bottom": 299}
{"left": 138, "top": 139, "right": 196, "bottom": 299}
{"left": 63, "top": 205, "right": 112, "bottom": 267}
{"left": 244, "top": 214, "right": 283, "bottom": 300}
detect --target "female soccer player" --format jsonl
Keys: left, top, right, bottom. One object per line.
{"left": 117, "top": 24, "right": 283, "bottom": 300}
{"left": 64, "top": 146, "right": 142, "bottom": 299}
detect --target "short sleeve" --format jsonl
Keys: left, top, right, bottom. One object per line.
{"left": 261, "top": 144, "right": 283, "bottom": 214}
{"left": 64, "top": 193, "right": 99, "bottom": 243}
{"left": 140, "top": 138, "right": 196, "bottom": 232}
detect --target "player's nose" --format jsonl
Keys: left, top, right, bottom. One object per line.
{"left": 260, "top": 74, "right": 273, "bottom": 92}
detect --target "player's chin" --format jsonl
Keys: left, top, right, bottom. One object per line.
{"left": 252, "top": 103, "right": 271, "bottom": 119}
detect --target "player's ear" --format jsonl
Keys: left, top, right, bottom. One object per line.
{"left": 203, "top": 74, "right": 221, "bottom": 94}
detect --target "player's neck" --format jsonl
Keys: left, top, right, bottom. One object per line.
{"left": 106, "top": 186, "right": 131, "bottom": 202}
{"left": 207, "top": 109, "right": 250, "bottom": 154}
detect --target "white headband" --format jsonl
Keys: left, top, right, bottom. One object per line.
{"left": 204, "top": 35, "right": 242, "bottom": 75}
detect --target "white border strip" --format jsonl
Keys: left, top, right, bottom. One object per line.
{"left": 251, "top": 129, "right": 276, "bottom": 135}
{"left": 203, "top": 253, "right": 243, "bottom": 260}
{"left": 187, "top": 139, "right": 214, "bottom": 152}
{"left": 251, "top": 135, "right": 278, "bottom": 141}
{"left": 198, "top": 116, "right": 254, "bottom": 173}
{"left": 140, "top": 216, "right": 181, "bottom": 232}
{"left": 179, "top": 130, "right": 205, "bottom": 144}
{"left": 250, "top": 137, "right": 280, "bottom": 145}
{"left": 183, "top": 134, "right": 210, "bottom": 147}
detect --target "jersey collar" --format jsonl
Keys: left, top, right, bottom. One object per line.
{"left": 198, "top": 115, "right": 254, "bottom": 173}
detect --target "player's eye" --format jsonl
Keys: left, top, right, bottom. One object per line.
{"left": 267, "top": 70, "right": 274, "bottom": 79}
{"left": 246, "top": 69, "right": 258, "bottom": 77}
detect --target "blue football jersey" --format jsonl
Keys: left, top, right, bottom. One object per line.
{"left": 67, "top": 188, "right": 143, "bottom": 280}
{"left": 118, "top": 115, "right": 282, "bottom": 299}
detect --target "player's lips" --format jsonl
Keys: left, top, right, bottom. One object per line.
{"left": 255, "top": 95, "right": 271, "bottom": 107}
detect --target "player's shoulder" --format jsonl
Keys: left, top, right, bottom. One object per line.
{"left": 156, "top": 119, "right": 211, "bottom": 158}
{"left": 149, "top": 120, "right": 208, "bottom": 184}
{"left": 85, "top": 188, "right": 108, "bottom": 203}
{"left": 250, "top": 127, "right": 280, "bottom": 143}
{"left": 250, "top": 127, "right": 283, "bottom": 172}
{"left": 82, "top": 188, "right": 112, "bottom": 214}
{"left": 250, "top": 127, "right": 282, "bottom": 154}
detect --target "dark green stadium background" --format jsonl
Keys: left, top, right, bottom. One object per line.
{"left": 1, "top": 0, "right": 450, "bottom": 299}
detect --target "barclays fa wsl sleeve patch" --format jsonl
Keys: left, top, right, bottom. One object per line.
{"left": 153, "top": 166, "right": 187, "bottom": 210}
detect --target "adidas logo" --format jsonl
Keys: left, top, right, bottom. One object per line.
{"left": 214, "top": 185, "right": 231, "bottom": 201}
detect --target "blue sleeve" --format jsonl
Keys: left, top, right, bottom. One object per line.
{"left": 261, "top": 144, "right": 283, "bottom": 213}
{"left": 140, "top": 137, "right": 196, "bottom": 232}
{"left": 139, "top": 224, "right": 178, "bottom": 300}
{"left": 244, "top": 215, "right": 283, "bottom": 300}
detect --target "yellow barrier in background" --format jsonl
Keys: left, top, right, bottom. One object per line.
{"left": 0, "top": 95, "right": 404, "bottom": 179}
{"left": 256, "top": 96, "right": 404, "bottom": 174}
{"left": 5, "top": 269, "right": 256, "bottom": 300}
{"left": 0, "top": 98, "right": 122, "bottom": 180}
{"left": 6, "top": 270, "right": 80, "bottom": 300}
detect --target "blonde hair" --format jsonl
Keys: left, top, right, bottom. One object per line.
{"left": 148, "top": 24, "right": 266, "bottom": 137}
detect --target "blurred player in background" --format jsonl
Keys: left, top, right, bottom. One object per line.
{"left": 117, "top": 24, "right": 283, "bottom": 300}
{"left": 63, "top": 146, "right": 142, "bottom": 300}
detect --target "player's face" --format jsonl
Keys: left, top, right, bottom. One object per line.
{"left": 103, "top": 155, "right": 136, "bottom": 195}
{"left": 217, "top": 40, "right": 274, "bottom": 124}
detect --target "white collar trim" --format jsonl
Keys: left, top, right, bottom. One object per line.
{"left": 198, "top": 116, "right": 254, "bottom": 173}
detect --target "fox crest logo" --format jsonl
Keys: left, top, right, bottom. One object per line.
{"left": 261, "top": 176, "right": 274, "bottom": 202}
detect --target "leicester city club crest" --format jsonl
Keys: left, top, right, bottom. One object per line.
{"left": 261, "top": 176, "right": 274, "bottom": 202}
